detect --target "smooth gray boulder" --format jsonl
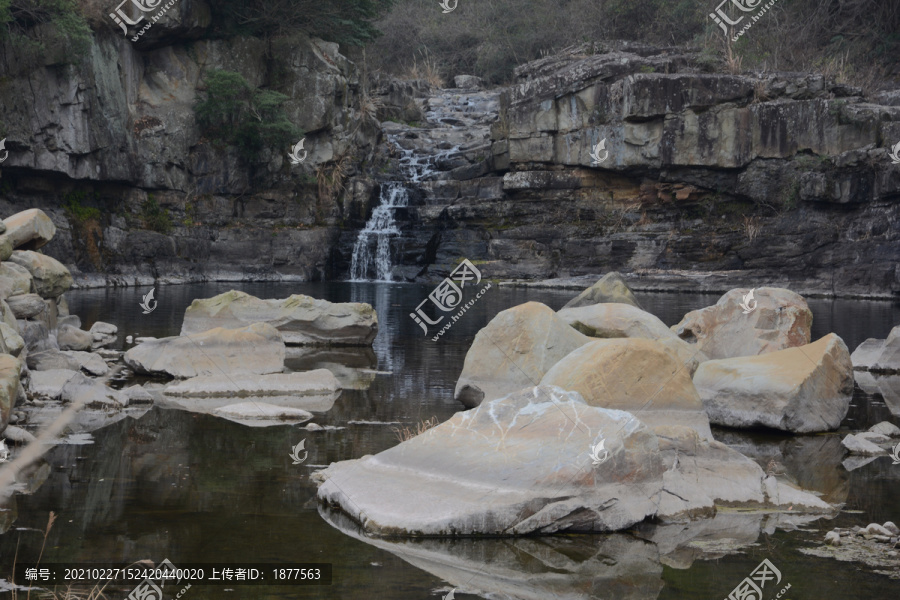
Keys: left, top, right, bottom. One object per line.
{"left": 454, "top": 302, "right": 591, "bottom": 408}
{"left": 841, "top": 434, "right": 886, "bottom": 456}
{"left": 673, "top": 287, "right": 812, "bottom": 359}
{"left": 562, "top": 272, "right": 643, "bottom": 310}
{"left": 693, "top": 334, "right": 854, "bottom": 433}
{"left": 869, "top": 421, "right": 900, "bottom": 437}
{"left": 180, "top": 290, "right": 377, "bottom": 346}
{"left": 165, "top": 369, "right": 340, "bottom": 397}
{"left": 89, "top": 321, "right": 118, "bottom": 349}
{"left": 6, "top": 293, "right": 46, "bottom": 319}
{"left": 17, "top": 320, "right": 57, "bottom": 353}
{"left": 8, "top": 251, "right": 73, "bottom": 299}
{"left": 124, "top": 323, "right": 286, "bottom": 379}
{"left": 850, "top": 337, "right": 883, "bottom": 370}
{"left": 57, "top": 324, "right": 93, "bottom": 351}
{"left": 29, "top": 368, "right": 80, "bottom": 400}
{"left": 59, "top": 372, "right": 126, "bottom": 408}
{"left": 2, "top": 208, "right": 56, "bottom": 250}
{"left": 0, "top": 354, "right": 22, "bottom": 435}
{"left": 27, "top": 349, "right": 108, "bottom": 375}
{"left": 0, "top": 263, "right": 33, "bottom": 299}
{"left": 853, "top": 326, "right": 900, "bottom": 373}
{"left": 122, "top": 385, "right": 154, "bottom": 404}
{"left": 0, "top": 323, "right": 24, "bottom": 357}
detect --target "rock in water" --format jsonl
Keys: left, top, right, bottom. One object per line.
{"left": 89, "top": 321, "right": 118, "bottom": 349}
{"left": 8, "top": 251, "right": 73, "bottom": 298}
{"left": 871, "top": 326, "right": 900, "bottom": 373}
{"left": 558, "top": 303, "right": 706, "bottom": 374}
{"left": 165, "top": 369, "right": 340, "bottom": 397}
{"left": 561, "top": 272, "right": 643, "bottom": 310}
{"left": 124, "top": 323, "right": 286, "bottom": 379}
{"left": 540, "top": 338, "right": 713, "bottom": 440}
{"left": 453, "top": 302, "right": 591, "bottom": 408}
{"left": 57, "top": 324, "right": 93, "bottom": 351}
{"left": 850, "top": 337, "right": 884, "bottom": 370}
{"left": 672, "top": 287, "right": 812, "bottom": 359}
{"left": 841, "top": 434, "right": 887, "bottom": 456}
{"left": 0, "top": 355, "right": 23, "bottom": 435}
{"left": 180, "top": 290, "right": 377, "bottom": 346}
{"left": 2, "top": 208, "right": 56, "bottom": 251}
{"left": 693, "top": 333, "right": 854, "bottom": 433}
{"left": 213, "top": 403, "right": 314, "bottom": 427}
{"left": 317, "top": 386, "right": 666, "bottom": 536}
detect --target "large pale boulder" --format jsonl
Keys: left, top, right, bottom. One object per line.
{"left": 6, "top": 293, "right": 46, "bottom": 319}
{"left": 540, "top": 338, "right": 713, "bottom": 439}
{"left": 8, "top": 251, "right": 73, "bottom": 298}
{"left": 0, "top": 235, "right": 12, "bottom": 261}
{"left": 562, "top": 272, "right": 643, "bottom": 310}
{"left": 0, "top": 354, "right": 22, "bottom": 435}
{"left": 672, "top": 287, "right": 812, "bottom": 359}
{"left": 165, "top": 369, "right": 340, "bottom": 397}
{"left": 693, "top": 333, "right": 854, "bottom": 433}
{"left": 850, "top": 338, "right": 883, "bottom": 370}
{"left": 316, "top": 386, "right": 666, "bottom": 536}
{"left": 0, "top": 263, "right": 33, "bottom": 299}
{"left": 454, "top": 302, "right": 591, "bottom": 408}
{"left": 558, "top": 303, "right": 707, "bottom": 373}
{"left": 123, "top": 323, "right": 286, "bottom": 379}
{"left": 2, "top": 208, "right": 56, "bottom": 250}
{"left": 180, "top": 290, "right": 377, "bottom": 346}
{"left": 0, "top": 323, "right": 24, "bottom": 357}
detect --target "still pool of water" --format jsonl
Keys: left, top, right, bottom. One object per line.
{"left": 1, "top": 282, "right": 899, "bottom": 599}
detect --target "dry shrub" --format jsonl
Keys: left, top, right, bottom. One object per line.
{"left": 391, "top": 416, "right": 439, "bottom": 443}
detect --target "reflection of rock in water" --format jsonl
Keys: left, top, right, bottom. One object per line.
{"left": 0, "top": 460, "right": 51, "bottom": 533}
{"left": 284, "top": 346, "right": 378, "bottom": 390}
{"left": 319, "top": 506, "right": 664, "bottom": 600}
{"left": 854, "top": 371, "right": 900, "bottom": 416}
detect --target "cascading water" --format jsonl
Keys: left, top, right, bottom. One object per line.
{"left": 349, "top": 136, "right": 453, "bottom": 282}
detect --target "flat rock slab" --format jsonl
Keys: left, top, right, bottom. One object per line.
{"left": 317, "top": 386, "right": 666, "bottom": 536}
{"left": 213, "top": 402, "right": 314, "bottom": 427}
{"left": 29, "top": 369, "right": 80, "bottom": 399}
{"left": 694, "top": 333, "right": 854, "bottom": 433}
{"left": 672, "top": 287, "right": 812, "bottom": 360}
{"left": 123, "top": 323, "right": 285, "bottom": 378}
{"left": 165, "top": 369, "right": 341, "bottom": 397}
{"left": 180, "top": 290, "right": 377, "bottom": 346}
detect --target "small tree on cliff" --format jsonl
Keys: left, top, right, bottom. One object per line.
{"left": 194, "top": 69, "right": 301, "bottom": 162}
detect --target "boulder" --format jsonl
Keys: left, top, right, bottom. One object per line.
{"left": 0, "top": 300, "right": 16, "bottom": 329}
{"left": 558, "top": 303, "right": 707, "bottom": 374}
{"left": 180, "top": 290, "right": 378, "bottom": 346}
{"left": 869, "top": 421, "right": 900, "bottom": 437}
{"left": 0, "top": 323, "right": 24, "bottom": 357}
{"left": 213, "top": 402, "right": 314, "bottom": 427}
{"left": 851, "top": 338, "right": 883, "bottom": 370}
{"left": 6, "top": 293, "right": 46, "bottom": 319}
{"left": 29, "top": 368, "right": 80, "bottom": 399}
{"left": 454, "top": 302, "right": 592, "bottom": 408}
{"left": 27, "top": 349, "right": 81, "bottom": 372}
{"left": 17, "top": 320, "right": 57, "bottom": 353}
{"left": 672, "top": 288, "right": 812, "bottom": 360}
{"left": 2, "top": 209, "right": 56, "bottom": 251}
{"left": 165, "top": 369, "right": 340, "bottom": 397}
{"left": 58, "top": 314, "right": 81, "bottom": 329}
{"left": 8, "top": 251, "right": 73, "bottom": 298}
{"left": 0, "top": 235, "right": 12, "bottom": 261}
{"left": 0, "top": 354, "right": 22, "bottom": 435}
{"left": 0, "top": 262, "right": 33, "bottom": 299}
{"left": 61, "top": 351, "right": 109, "bottom": 376}
{"left": 841, "top": 434, "right": 886, "bottom": 456}
{"left": 316, "top": 386, "right": 666, "bottom": 535}
{"left": 89, "top": 321, "right": 118, "bottom": 349}
{"left": 122, "top": 385, "right": 154, "bottom": 404}
{"left": 123, "top": 323, "right": 285, "bottom": 379}
{"left": 59, "top": 372, "right": 126, "bottom": 408}
{"left": 693, "top": 334, "right": 854, "bottom": 433}
{"left": 540, "top": 338, "right": 713, "bottom": 439}
{"left": 562, "top": 272, "right": 643, "bottom": 310}
{"left": 57, "top": 324, "right": 93, "bottom": 351}
{"left": 872, "top": 326, "right": 900, "bottom": 373}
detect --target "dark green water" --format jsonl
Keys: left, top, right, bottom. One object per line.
{"left": 1, "top": 282, "right": 899, "bottom": 599}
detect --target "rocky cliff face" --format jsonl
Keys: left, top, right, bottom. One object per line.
{"left": 381, "top": 42, "right": 900, "bottom": 297}
{"left": 0, "top": 1, "right": 380, "bottom": 285}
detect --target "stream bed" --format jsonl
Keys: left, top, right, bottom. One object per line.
{"left": 1, "top": 282, "right": 899, "bottom": 599}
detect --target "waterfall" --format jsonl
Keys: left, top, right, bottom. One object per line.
{"left": 349, "top": 182, "right": 408, "bottom": 282}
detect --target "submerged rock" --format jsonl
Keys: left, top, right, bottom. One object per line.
{"left": 2, "top": 209, "right": 56, "bottom": 251}
{"left": 540, "top": 338, "right": 712, "bottom": 439}
{"left": 165, "top": 369, "right": 340, "bottom": 397}
{"left": 672, "top": 287, "right": 812, "bottom": 359}
{"left": 561, "top": 272, "right": 643, "bottom": 310}
{"left": 180, "top": 290, "right": 377, "bottom": 346}
{"left": 124, "top": 323, "right": 286, "bottom": 379}
{"left": 693, "top": 333, "right": 853, "bottom": 433}
{"left": 454, "top": 302, "right": 591, "bottom": 408}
